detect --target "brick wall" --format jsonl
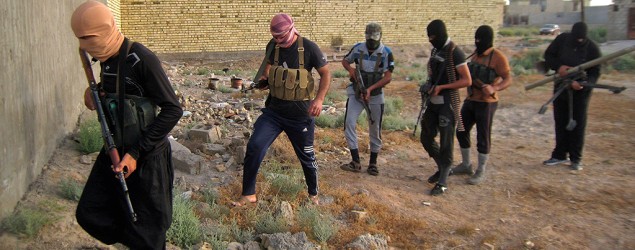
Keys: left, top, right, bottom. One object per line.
{"left": 120, "top": 0, "right": 505, "bottom": 54}
{"left": 108, "top": 0, "right": 122, "bottom": 29}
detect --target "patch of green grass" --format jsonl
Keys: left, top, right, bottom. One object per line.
{"left": 77, "top": 118, "right": 103, "bottom": 154}
{"left": 498, "top": 26, "right": 539, "bottom": 37}
{"left": 268, "top": 174, "right": 304, "bottom": 200}
{"left": 166, "top": 195, "right": 203, "bottom": 248}
{"left": 197, "top": 67, "right": 210, "bottom": 75}
{"left": 510, "top": 48, "right": 543, "bottom": 75}
{"left": 611, "top": 54, "right": 635, "bottom": 71}
{"left": 59, "top": 178, "right": 83, "bottom": 202}
{"left": 217, "top": 85, "right": 234, "bottom": 93}
{"left": 331, "top": 69, "right": 349, "bottom": 78}
{"left": 1, "top": 208, "right": 52, "bottom": 238}
{"left": 384, "top": 96, "right": 404, "bottom": 116}
{"left": 382, "top": 115, "right": 415, "bottom": 131}
{"left": 588, "top": 27, "right": 607, "bottom": 44}
{"left": 315, "top": 114, "right": 340, "bottom": 128}
{"left": 324, "top": 90, "right": 347, "bottom": 105}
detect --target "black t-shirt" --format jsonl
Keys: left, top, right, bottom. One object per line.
{"left": 265, "top": 37, "right": 328, "bottom": 119}
{"left": 99, "top": 40, "right": 182, "bottom": 158}
{"left": 428, "top": 41, "right": 466, "bottom": 97}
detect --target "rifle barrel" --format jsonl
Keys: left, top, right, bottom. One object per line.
{"left": 525, "top": 45, "right": 635, "bottom": 91}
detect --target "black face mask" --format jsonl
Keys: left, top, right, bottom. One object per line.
{"left": 570, "top": 22, "right": 588, "bottom": 46}
{"left": 366, "top": 39, "right": 380, "bottom": 50}
{"left": 427, "top": 19, "right": 448, "bottom": 50}
{"left": 475, "top": 25, "right": 494, "bottom": 55}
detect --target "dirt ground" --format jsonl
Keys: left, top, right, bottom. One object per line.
{"left": 1, "top": 37, "right": 634, "bottom": 249}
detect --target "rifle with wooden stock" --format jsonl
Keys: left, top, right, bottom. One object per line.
{"left": 79, "top": 48, "right": 138, "bottom": 223}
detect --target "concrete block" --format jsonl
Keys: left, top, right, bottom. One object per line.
{"left": 188, "top": 124, "right": 222, "bottom": 143}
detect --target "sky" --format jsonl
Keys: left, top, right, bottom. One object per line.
{"left": 505, "top": 0, "right": 613, "bottom": 5}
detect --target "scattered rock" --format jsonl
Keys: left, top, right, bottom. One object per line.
{"left": 259, "top": 232, "right": 317, "bottom": 250}
{"left": 345, "top": 233, "right": 390, "bottom": 250}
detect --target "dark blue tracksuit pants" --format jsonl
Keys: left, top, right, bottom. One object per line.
{"left": 242, "top": 109, "right": 319, "bottom": 196}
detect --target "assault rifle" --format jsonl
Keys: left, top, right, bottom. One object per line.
{"left": 413, "top": 80, "right": 435, "bottom": 136}
{"left": 247, "top": 39, "right": 276, "bottom": 91}
{"left": 79, "top": 49, "right": 138, "bottom": 223}
{"left": 354, "top": 66, "right": 375, "bottom": 124}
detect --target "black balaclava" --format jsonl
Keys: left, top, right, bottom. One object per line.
{"left": 570, "top": 22, "right": 588, "bottom": 46}
{"left": 475, "top": 25, "right": 494, "bottom": 55}
{"left": 365, "top": 22, "right": 382, "bottom": 50}
{"left": 427, "top": 19, "right": 448, "bottom": 50}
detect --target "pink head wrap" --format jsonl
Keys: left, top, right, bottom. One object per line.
{"left": 270, "top": 13, "right": 299, "bottom": 48}
{"left": 71, "top": 0, "right": 124, "bottom": 62}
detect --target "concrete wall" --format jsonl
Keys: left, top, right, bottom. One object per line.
{"left": 120, "top": 0, "right": 505, "bottom": 54}
{"left": 608, "top": 1, "right": 635, "bottom": 40}
{"left": 0, "top": 0, "right": 115, "bottom": 220}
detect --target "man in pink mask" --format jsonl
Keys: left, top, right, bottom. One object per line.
{"left": 71, "top": 1, "right": 182, "bottom": 248}
{"left": 233, "top": 13, "right": 331, "bottom": 206}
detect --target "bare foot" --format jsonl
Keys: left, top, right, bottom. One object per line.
{"left": 231, "top": 195, "right": 257, "bottom": 207}
{"left": 309, "top": 195, "right": 320, "bottom": 205}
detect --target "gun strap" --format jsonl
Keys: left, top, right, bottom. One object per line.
{"left": 116, "top": 38, "right": 134, "bottom": 149}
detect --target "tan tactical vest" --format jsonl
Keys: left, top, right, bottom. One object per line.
{"left": 268, "top": 36, "right": 315, "bottom": 101}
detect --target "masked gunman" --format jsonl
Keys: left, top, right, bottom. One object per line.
{"left": 420, "top": 20, "right": 472, "bottom": 196}
{"left": 71, "top": 1, "right": 182, "bottom": 248}
{"left": 232, "top": 13, "right": 331, "bottom": 206}
{"left": 452, "top": 25, "right": 512, "bottom": 185}
{"left": 542, "top": 22, "right": 601, "bottom": 171}
{"left": 339, "top": 22, "right": 394, "bottom": 176}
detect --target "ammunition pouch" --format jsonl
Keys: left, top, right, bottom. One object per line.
{"left": 268, "top": 65, "right": 315, "bottom": 101}
{"left": 103, "top": 93, "right": 157, "bottom": 147}
{"left": 467, "top": 61, "right": 498, "bottom": 87}
{"left": 360, "top": 71, "right": 383, "bottom": 96}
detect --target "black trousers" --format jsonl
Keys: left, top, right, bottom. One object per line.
{"left": 76, "top": 143, "right": 174, "bottom": 250}
{"left": 456, "top": 100, "right": 498, "bottom": 154}
{"left": 242, "top": 108, "right": 319, "bottom": 196}
{"left": 551, "top": 88, "right": 592, "bottom": 163}
{"left": 420, "top": 101, "right": 456, "bottom": 185}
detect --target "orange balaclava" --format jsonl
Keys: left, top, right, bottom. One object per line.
{"left": 71, "top": 0, "right": 124, "bottom": 62}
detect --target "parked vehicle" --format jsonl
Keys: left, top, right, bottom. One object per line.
{"left": 540, "top": 24, "right": 561, "bottom": 35}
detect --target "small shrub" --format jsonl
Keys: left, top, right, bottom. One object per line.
{"left": 297, "top": 205, "right": 338, "bottom": 243}
{"left": 166, "top": 195, "right": 203, "bottom": 248}
{"left": 77, "top": 118, "right": 103, "bottom": 154}
{"left": 59, "top": 178, "right": 83, "bottom": 201}
{"left": 203, "top": 202, "right": 230, "bottom": 221}
{"left": 588, "top": 27, "right": 607, "bottom": 44}
{"left": 315, "top": 114, "right": 339, "bottom": 128}
{"left": 407, "top": 71, "right": 427, "bottom": 83}
{"left": 254, "top": 212, "right": 288, "bottom": 234}
{"left": 384, "top": 97, "right": 404, "bottom": 116}
{"left": 611, "top": 54, "right": 635, "bottom": 71}
{"left": 324, "top": 90, "right": 347, "bottom": 105}
{"left": 510, "top": 48, "right": 543, "bottom": 75}
{"left": 217, "top": 85, "right": 234, "bottom": 93}
{"left": 331, "top": 35, "right": 344, "bottom": 47}
{"left": 382, "top": 115, "right": 414, "bottom": 131}
{"left": 1, "top": 208, "right": 52, "bottom": 238}
{"left": 201, "top": 188, "right": 219, "bottom": 205}
{"left": 268, "top": 174, "right": 304, "bottom": 200}
{"left": 230, "top": 219, "right": 255, "bottom": 243}
{"left": 182, "top": 69, "right": 192, "bottom": 75}
{"left": 331, "top": 69, "right": 349, "bottom": 78}
{"left": 197, "top": 67, "right": 210, "bottom": 75}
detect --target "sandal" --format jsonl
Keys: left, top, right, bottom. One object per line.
{"left": 231, "top": 196, "right": 257, "bottom": 207}
{"left": 367, "top": 163, "right": 379, "bottom": 176}
{"left": 340, "top": 161, "right": 362, "bottom": 172}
